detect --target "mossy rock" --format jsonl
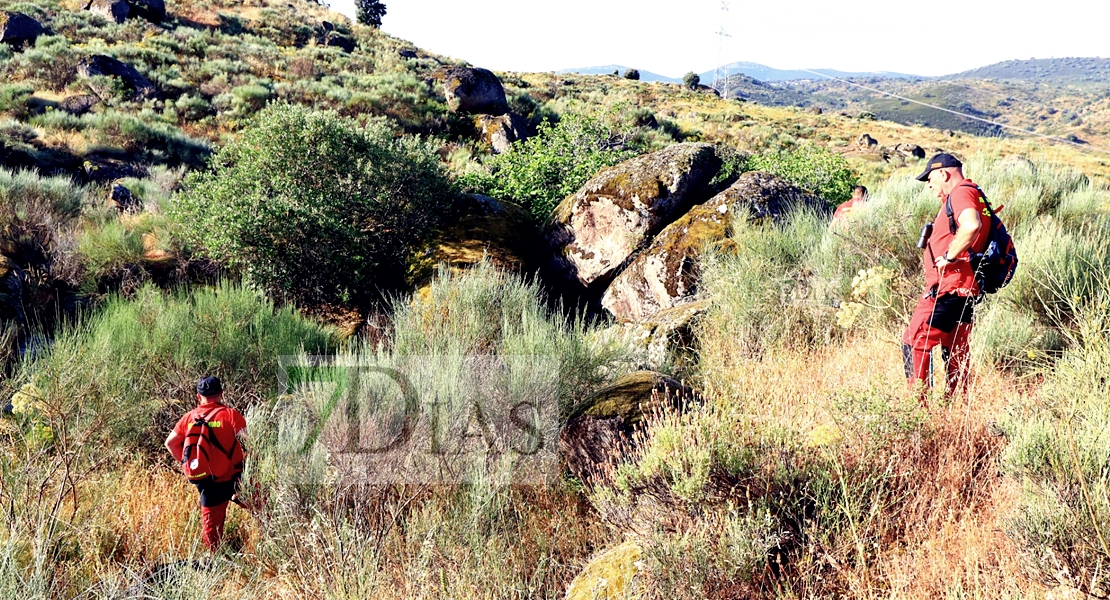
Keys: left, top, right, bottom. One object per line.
{"left": 601, "top": 172, "right": 824, "bottom": 321}
{"left": 573, "top": 370, "right": 689, "bottom": 424}
{"left": 565, "top": 541, "right": 644, "bottom": 600}
{"left": 437, "top": 67, "right": 508, "bottom": 115}
{"left": 410, "top": 194, "right": 541, "bottom": 293}
{"left": 544, "top": 143, "right": 721, "bottom": 291}
{"left": 560, "top": 370, "right": 697, "bottom": 478}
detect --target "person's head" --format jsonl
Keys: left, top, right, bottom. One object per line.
{"left": 852, "top": 185, "right": 868, "bottom": 201}
{"left": 916, "top": 153, "right": 965, "bottom": 200}
{"left": 196, "top": 376, "right": 223, "bottom": 404}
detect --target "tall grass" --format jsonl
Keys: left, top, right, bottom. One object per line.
{"left": 16, "top": 281, "right": 334, "bottom": 452}
{"left": 237, "top": 262, "right": 637, "bottom": 597}
{"left": 1000, "top": 290, "right": 1110, "bottom": 594}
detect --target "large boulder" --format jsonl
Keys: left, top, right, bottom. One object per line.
{"left": 410, "top": 194, "right": 541, "bottom": 292}
{"left": 78, "top": 55, "right": 157, "bottom": 100}
{"left": 544, "top": 143, "right": 721, "bottom": 290}
{"left": 0, "top": 12, "right": 43, "bottom": 47}
{"left": 59, "top": 94, "right": 99, "bottom": 116}
{"left": 442, "top": 67, "right": 508, "bottom": 115}
{"left": 85, "top": 0, "right": 129, "bottom": 23}
{"left": 894, "top": 143, "right": 925, "bottom": 159}
{"left": 601, "top": 172, "right": 825, "bottom": 321}
{"left": 560, "top": 370, "right": 698, "bottom": 479}
{"left": 127, "top": 0, "right": 166, "bottom": 23}
{"left": 473, "top": 113, "right": 528, "bottom": 153}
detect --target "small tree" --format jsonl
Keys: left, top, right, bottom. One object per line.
{"left": 624, "top": 69, "right": 640, "bottom": 80}
{"left": 683, "top": 72, "right": 700, "bottom": 89}
{"left": 171, "top": 103, "right": 453, "bottom": 306}
{"left": 354, "top": 0, "right": 387, "bottom": 27}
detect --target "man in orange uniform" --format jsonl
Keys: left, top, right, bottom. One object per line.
{"left": 902, "top": 154, "right": 989, "bottom": 401}
{"left": 832, "top": 185, "right": 868, "bottom": 223}
{"left": 165, "top": 376, "right": 247, "bottom": 551}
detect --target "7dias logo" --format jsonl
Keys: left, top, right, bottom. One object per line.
{"left": 273, "top": 356, "right": 560, "bottom": 485}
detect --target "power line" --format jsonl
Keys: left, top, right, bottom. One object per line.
{"left": 796, "top": 68, "right": 1110, "bottom": 157}
{"left": 713, "top": 2, "right": 730, "bottom": 99}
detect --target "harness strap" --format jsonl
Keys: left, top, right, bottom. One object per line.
{"left": 944, "top": 183, "right": 995, "bottom": 240}
{"left": 188, "top": 406, "right": 238, "bottom": 461}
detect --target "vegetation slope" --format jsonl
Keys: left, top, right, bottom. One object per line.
{"left": 1, "top": 0, "right": 1110, "bottom": 598}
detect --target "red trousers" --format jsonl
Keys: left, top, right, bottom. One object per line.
{"left": 902, "top": 292, "right": 975, "bottom": 399}
{"left": 194, "top": 477, "right": 238, "bottom": 551}
{"left": 201, "top": 501, "right": 229, "bottom": 550}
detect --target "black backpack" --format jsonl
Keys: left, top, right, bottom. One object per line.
{"left": 945, "top": 184, "right": 1018, "bottom": 295}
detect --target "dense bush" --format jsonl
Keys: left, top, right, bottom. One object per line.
{"left": 13, "top": 281, "right": 334, "bottom": 452}
{"left": 749, "top": 144, "right": 858, "bottom": 204}
{"left": 459, "top": 112, "right": 637, "bottom": 222}
{"left": 171, "top": 103, "right": 454, "bottom": 306}
{"left": 683, "top": 72, "right": 700, "bottom": 89}
{"left": 624, "top": 69, "right": 640, "bottom": 81}
{"left": 1000, "top": 293, "right": 1110, "bottom": 594}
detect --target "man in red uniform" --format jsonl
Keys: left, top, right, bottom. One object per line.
{"left": 832, "top": 185, "right": 868, "bottom": 223}
{"left": 165, "top": 376, "right": 247, "bottom": 551}
{"left": 902, "top": 154, "right": 989, "bottom": 401}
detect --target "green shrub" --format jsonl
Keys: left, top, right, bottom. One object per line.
{"left": 1000, "top": 294, "right": 1110, "bottom": 594}
{"left": 683, "top": 72, "right": 700, "bottom": 89}
{"left": 749, "top": 144, "right": 858, "bottom": 204}
{"left": 75, "top": 216, "right": 146, "bottom": 289}
{"left": 229, "top": 83, "right": 272, "bottom": 116}
{"left": 459, "top": 112, "right": 636, "bottom": 222}
{"left": 170, "top": 103, "right": 454, "bottom": 306}
{"left": 696, "top": 206, "right": 834, "bottom": 359}
{"left": 17, "top": 281, "right": 334, "bottom": 452}
{"left": 624, "top": 69, "right": 640, "bottom": 81}
{"left": 0, "top": 83, "right": 33, "bottom": 116}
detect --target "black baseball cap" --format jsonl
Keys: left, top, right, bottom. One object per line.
{"left": 197, "top": 376, "right": 222, "bottom": 397}
{"left": 915, "top": 153, "right": 962, "bottom": 181}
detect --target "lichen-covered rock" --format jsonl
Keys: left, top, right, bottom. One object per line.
{"left": 59, "top": 94, "right": 99, "bottom": 116}
{"left": 565, "top": 541, "right": 644, "bottom": 600}
{"left": 0, "top": 11, "right": 43, "bottom": 46}
{"left": 560, "top": 370, "right": 697, "bottom": 478}
{"left": 473, "top": 113, "right": 528, "bottom": 153}
{"left": 127, "top": 0, "right": 166, "bottom": 23}
{"left": 545, "top": 143, "right": 721, "bottom": 290}
{"left": 410, "top": 194, "right": 540, "bottom": 293}
{"left": 600, "top": 172, "right": 825, "bottom": 321}
{"left": 78, "top": 55, "right": 157, "bottom": 100}
{"left": 894, "top": 143, "right": 925, "bottom": 159}
{"left": 442, "top": 67, "right": 508, "bottom": 115}
{"left": 85, "top": 0, "right": 129, "bottom": 23}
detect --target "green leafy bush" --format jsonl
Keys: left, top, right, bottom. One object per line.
{"left": 16, "top": 282, "right": 334, "bottom": 452}
{"left": 683, "top": 72, "right": 700, "bottom": 89}
{"left": 749, "top": 144, "right": 858, "bottom": 204}
{"left": 624, "top": 69, "right": 640, "bottom": 81}
{"left": 459, "top": 113, "right": 636, "bottom": 222}
{"left": 171, "top": 103, "right": 454, "bottom": 306}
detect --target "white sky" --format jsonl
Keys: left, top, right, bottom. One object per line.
{"left": 326, "top": 0, "right": 1110, "bottom": 78}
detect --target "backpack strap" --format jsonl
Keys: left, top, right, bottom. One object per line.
{"left": 945, "top": 183, "right": 995, "bottom": 236}
{"left": 194, "top": 405, "right": 238, "bottom": 461}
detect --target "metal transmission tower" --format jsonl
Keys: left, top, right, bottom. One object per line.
{"left": 713, "top": 1, "right": 731, "bottom": 99}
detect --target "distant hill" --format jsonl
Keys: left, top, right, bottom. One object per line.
{"left": 556, "top": 65, "right": 679, "bottom": 83}
{"left": 948, "top": 57, "right": 1110, "bottom": 84}
{"left": 698, "top": 61, "right": 919, "bottom": 84}
{"left": 557, "top": 62, "right": 919, "bottom": 86}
